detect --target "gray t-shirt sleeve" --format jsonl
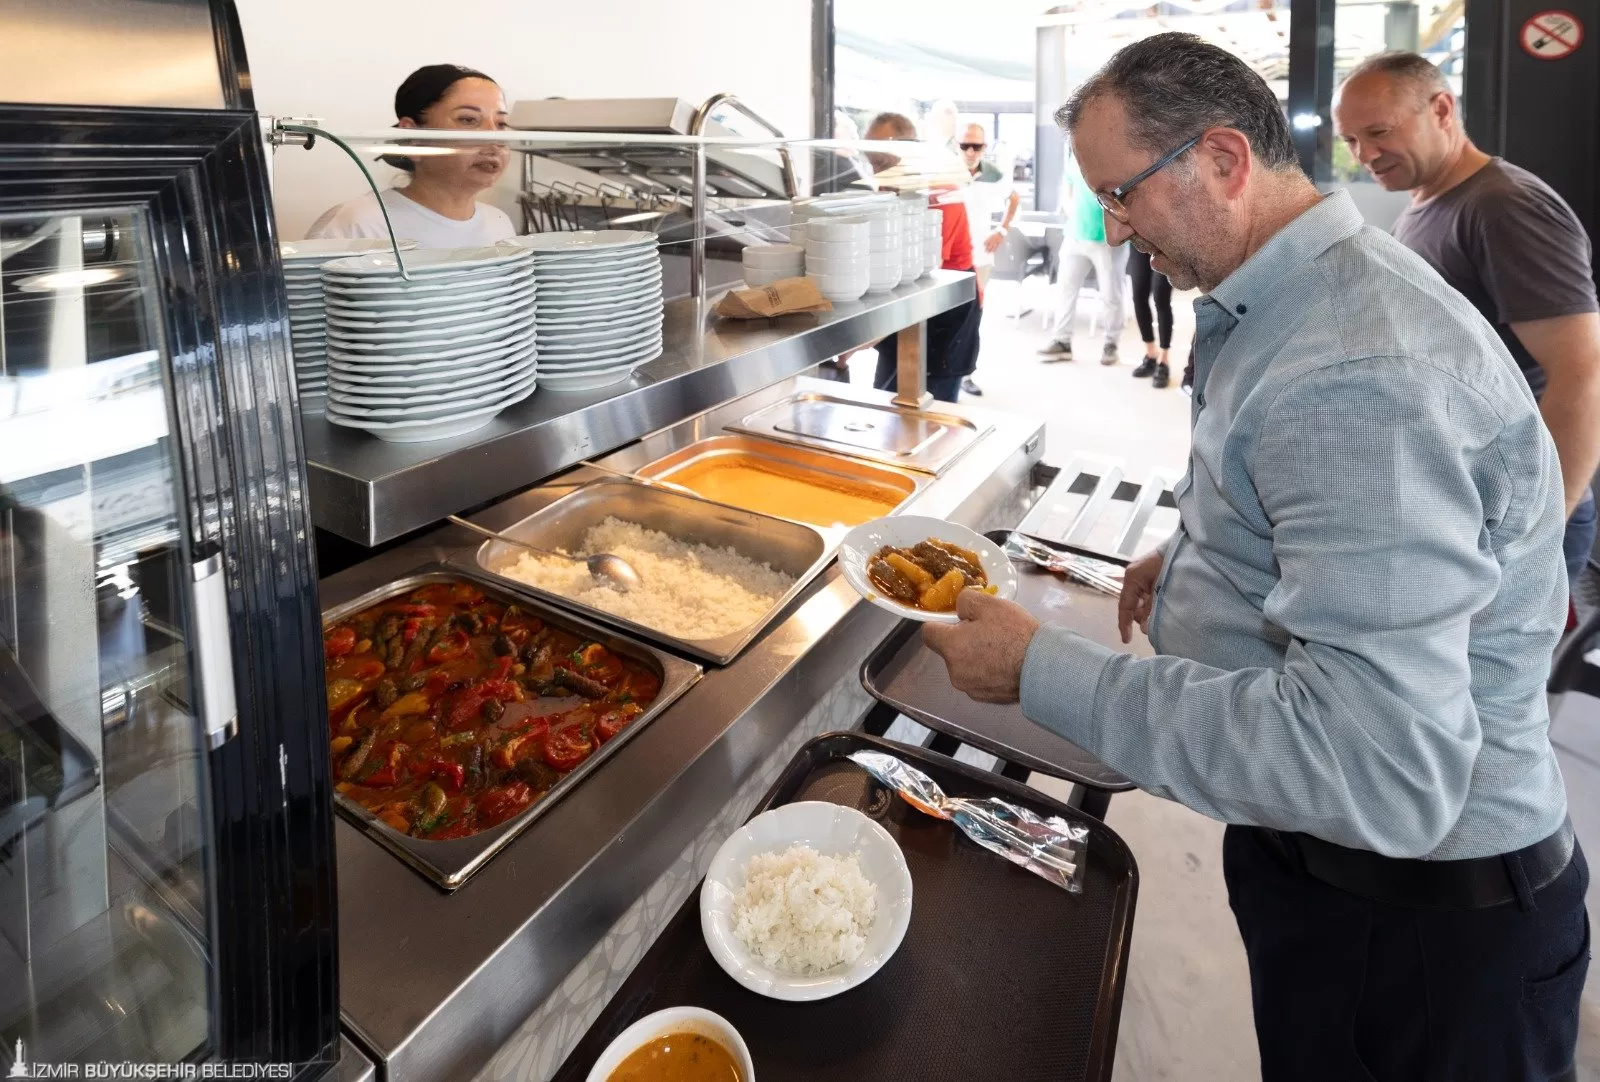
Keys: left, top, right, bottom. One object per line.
{"left": 1472, "top": 181, "right": 1598, "bottom": 325}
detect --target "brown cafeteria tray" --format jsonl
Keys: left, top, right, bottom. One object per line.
{"left": 321, "top": 568, "right": 701, "bottom": 890}
{"left": 860, "top": 531, "right": 1136, "bottom": 792}
{"left": 550, "top": 732, "right": 1139, "bottom": 1082}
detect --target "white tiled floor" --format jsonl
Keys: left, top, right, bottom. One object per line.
{"left": 874, "top": 283, "right": 1600, "bottom": 1079}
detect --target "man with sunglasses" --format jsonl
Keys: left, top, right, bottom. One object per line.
{"left": 1334, "top": 52, "right": 1600, "bottom": 596}
{"left": 924, "top": 32, "right": 1584, "bottom": 1081}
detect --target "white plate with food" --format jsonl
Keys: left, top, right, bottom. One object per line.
{"left": 839, "top": 515, "right": 1018, "bottom": 624}
{"left": 700, "top": 801, "right": 913, "bottom": 1003}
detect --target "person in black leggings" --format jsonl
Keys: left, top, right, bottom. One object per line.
{"left": 1127, "top": 247, "right": 1174, "bottom": 388}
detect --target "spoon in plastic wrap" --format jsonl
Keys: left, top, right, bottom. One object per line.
{"left": 446, "top": 515, "right": 643, "bottom": 592}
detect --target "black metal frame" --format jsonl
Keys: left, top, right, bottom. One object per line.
{"left": 0, "top": 7, "right": 338, "bottom": 1073}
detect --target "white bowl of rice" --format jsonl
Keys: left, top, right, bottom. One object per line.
{"left": 700, "top": 801, "right": 913, "bottom": 1002}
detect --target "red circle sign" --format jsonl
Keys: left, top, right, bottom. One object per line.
{"left": 1521, "top": 10, "right": 1584, "bottom": 59}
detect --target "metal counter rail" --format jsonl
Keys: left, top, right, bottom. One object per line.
{"left": 301, "top": 271, "right": 976, "bottom": 546}
{"left": 321, "top": 389, "right": 1042, "bottom": 1082}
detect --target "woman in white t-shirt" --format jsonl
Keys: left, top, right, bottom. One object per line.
{"left": 307, "top": 64, "right": 517, "bottom": 248}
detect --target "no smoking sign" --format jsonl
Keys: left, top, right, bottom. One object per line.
{"left": 1521, "top": 9, "right": 1584, "bottom": 59}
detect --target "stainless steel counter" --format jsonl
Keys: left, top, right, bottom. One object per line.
{"left": 321, "top": 379, "right": 1044, "bottom": 1082}
{"left": 303, "top": 272, "right": 976, "bottom": 546}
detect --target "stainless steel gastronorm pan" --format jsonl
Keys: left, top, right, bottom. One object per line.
{"left": 456, "top": 479, "right": 831, "bottom": 665}
{"left": 320, "top": 568, "right": 701, "bottom": 890}
{"left": 631, "top": 434, "right": 926, "bottom": 540}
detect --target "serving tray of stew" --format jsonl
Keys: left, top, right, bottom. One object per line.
{"left": 550, "top": 732, "right": 1139, "bottom": 1082}
{"left": 321, "top": 569, "right": 701, "bottom": 889}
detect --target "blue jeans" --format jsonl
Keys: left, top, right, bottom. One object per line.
{"left": 1564, "top": 490, "right": 1596, "bottom": 587}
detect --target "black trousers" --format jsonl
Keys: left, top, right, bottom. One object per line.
{"left": 1224, "top": 825, "right": 1590, "bottom": 1082}
{"left": 1127, "top": 248, "right": 1173, "bottom": 349}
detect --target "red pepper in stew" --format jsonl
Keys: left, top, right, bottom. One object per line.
{"left": 425, "top": 629, "right": 469, "bottom": 664}
{"left": 324, "top": 626, "right": 357, "bottom": 659}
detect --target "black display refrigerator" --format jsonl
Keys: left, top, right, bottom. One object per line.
{"left": 0, "top": 0, "right": 340, "bottom": 1076}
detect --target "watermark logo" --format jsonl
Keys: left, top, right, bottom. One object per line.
{"left": 4, "top": 1041, "right": 290, "bottom": 1080}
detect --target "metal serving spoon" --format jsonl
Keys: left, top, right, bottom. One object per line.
{"left": 446, "top": 515, "right": 643, "bottom": 593}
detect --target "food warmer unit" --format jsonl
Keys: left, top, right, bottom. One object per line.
{"left": 0, "top": 0, "right": 350, "bottom": 1077}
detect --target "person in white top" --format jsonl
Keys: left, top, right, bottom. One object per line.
{"left": 307, "top": 64, "right": 517, "bottom": 248}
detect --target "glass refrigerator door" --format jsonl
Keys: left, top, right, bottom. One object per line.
{"left": 1, "top": 208, "right": 223, "bottom": 1065}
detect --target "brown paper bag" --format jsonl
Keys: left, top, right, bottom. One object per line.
{"left": 715, "top": 277, "right": 833, "bottom": 319}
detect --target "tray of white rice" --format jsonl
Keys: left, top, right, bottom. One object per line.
{"left": 459, "top": 479, "right": 831, "bottom": 664}
{"left": 548, "top": 732, "right": 1140, "bottom": 1082}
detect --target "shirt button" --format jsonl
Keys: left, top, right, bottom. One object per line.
{"left": 1235, "top": 304, "right": 1247, "bottom": 315}
{"left": 1196, "top": 392, "right": 1206, "bottom": 407}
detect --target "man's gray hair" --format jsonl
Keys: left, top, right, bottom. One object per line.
{"left": 1342, "top": 51, "right": 1451, "bottom": 102}
{"left": 1057, "top": 33, "right": 1299, "bottom": 172}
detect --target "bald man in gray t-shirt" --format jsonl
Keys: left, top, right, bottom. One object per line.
{"left": 1335, "top": 52, "right": 1600, "bottom": 588}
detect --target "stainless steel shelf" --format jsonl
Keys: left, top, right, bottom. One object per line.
{"left": 302, "top": 272, "right": 977, "bottom": 546}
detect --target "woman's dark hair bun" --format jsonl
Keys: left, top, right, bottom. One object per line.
{"left": 384, "top": 64, "right": 497, "bottom": 172}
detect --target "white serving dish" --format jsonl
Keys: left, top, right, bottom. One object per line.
{"left": 700, "top": 801, "right": 913, "bottom": 1002}
{"left": 809, "top": 278, "right": 869, "bottom": 303}
{"left": 742, "top": 269, "right": 803, "bottom": 288}
{"left": 326, "top": 328, "right": 537, "bottom": 368}
{"left": 328, "top": 316, "right": 535, "bottom": 354}
{"left": 328, "top": 362, "right": 536, "bottom": 408}
{"left": 321, "top": 246, "right": 532, "bottom": 278}
{"left": 538, "top": 366, "right": 641, "bottom": 391}
{"left": 324, "top": 300, "right": 535, "bottom": 334}
{"left": 805, "top": 215, "right": 871, "bottom": 242}
{"left": 329, "top": 371, "right": 537, "bottom": 418}
{"left": 280, "top": 237, "right": 417, "bottom": 261}
{"left": 501, "top": 229, "right": 657, "bottom": 254}
{"left": 741, "top": 243, "right": 804, "bottom": 268}
{"left": 531, "top": 251, "right": 661, "bottom": 277}
{"left": 583, "top": 1008, "right": 753, "bottom": 1082}
{"left": 839, "top": 515, "right": 1019, "bottom": 623}
{"left": 324, "top": 267, "right": 537, "bottom": 299}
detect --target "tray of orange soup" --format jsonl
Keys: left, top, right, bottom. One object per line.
{"left": 634, "top": 435, "right": 921, "bottom": 531}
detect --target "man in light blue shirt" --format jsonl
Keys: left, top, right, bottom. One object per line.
{"left": 926, "top": 32, "right": 1586, "bottom": 1082}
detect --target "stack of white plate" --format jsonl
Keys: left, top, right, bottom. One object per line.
{"left": 500, "top": 231, "right": 663, "bottom": 392}
{"left": 804, "top": 215, "right": 871, "bottom": 302}
{"left": 742, "top": 244, "right": 804, "bottom": 287}
{"left": 898, "top": 194, "right": 926, "bottom": 283}
{"left": 280, "top": 238, "right": 415, "bottom": 395}
{"left": 319, "top": 247, "right": 538, "bottom": 443}
{"left": 923, "top": 209, "right": 943, "bottom": 277}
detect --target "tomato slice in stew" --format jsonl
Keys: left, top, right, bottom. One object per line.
{"left": 543, "top": 727, "right": 594, "bottom": 773}
{"left": 426, "top": 629, "right": 469, "bottom": 664}
{"left": 477, "top": 782, "right": 533, "bottom": 826}
{"left": 595, "top": 704, "right": 641, "bottom": 745}
{"left": 324, "top": 626, "right": 356, "bottom": 659}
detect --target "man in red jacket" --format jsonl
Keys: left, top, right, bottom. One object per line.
{"left": 862, "top": 111, "right": 982, "bottom": 403}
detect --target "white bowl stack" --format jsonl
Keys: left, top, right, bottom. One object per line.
{"left": 319, "top": 246, "right": 538, "bottom": 443}
{"left": 803, "top": 215, "right": 871, "bottom": 302}
{"left": 923, "top": 209, "right": 943, "bottom": 276}
{"left": 280, "top": 238, "right": 415, "bottom": 396}
{"left": 500, "top": 230, "right": 663, "bottom": 393}
{"left": 861, "top": 203, "right": 904, "bottom": 293}
{"left": 742, "top": 243, "right": 805, "bottom": 288}
{"left": 898, "top": 194, "right": 926, "bottom": 283}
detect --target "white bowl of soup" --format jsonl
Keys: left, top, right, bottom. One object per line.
{"left": 587, "top": 1007, "right": 753, "bottom": 1082}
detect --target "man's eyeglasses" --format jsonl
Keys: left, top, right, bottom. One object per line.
{"left": 958, "top": 142, "right": 986, "bottom": 151}
{"left": 1096, "top": 134, "right": 1203, "bottom": 222}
